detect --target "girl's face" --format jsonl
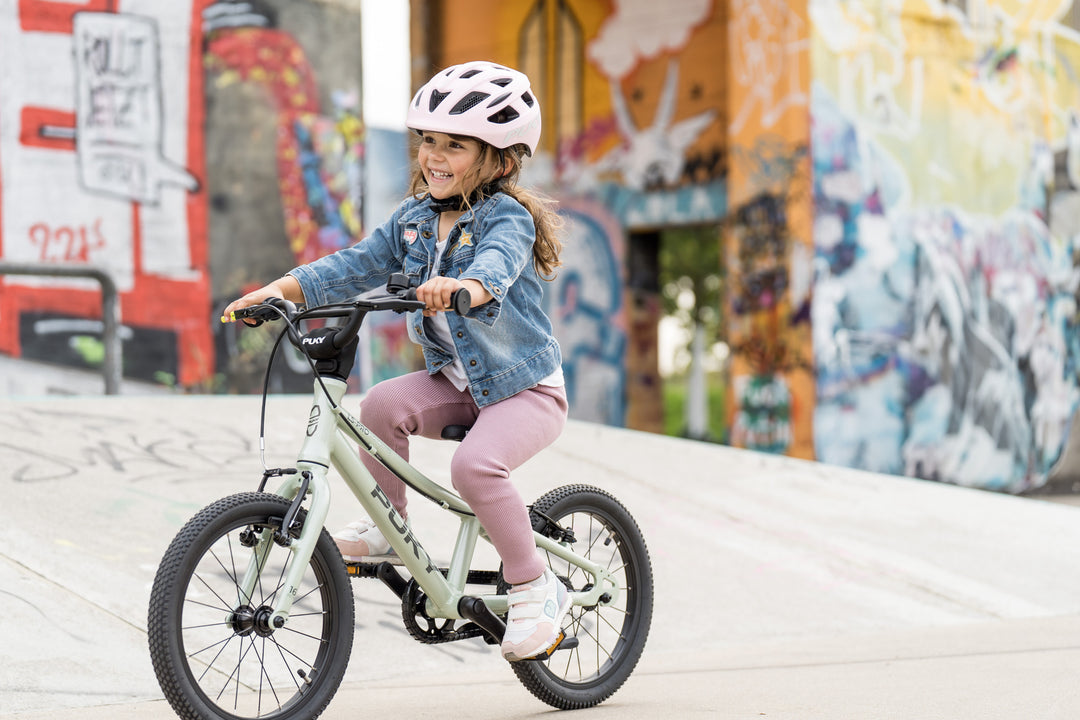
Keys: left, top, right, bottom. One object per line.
{"left": 417, "top": 131, "right": 497, "bottom": 199}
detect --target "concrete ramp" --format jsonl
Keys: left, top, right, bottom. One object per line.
{"left": 2, "top": 394, "right": 1080, "bottom": 719}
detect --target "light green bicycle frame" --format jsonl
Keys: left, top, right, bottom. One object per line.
{"left": 241, "top": 377, "right": 620, "bottom": 629}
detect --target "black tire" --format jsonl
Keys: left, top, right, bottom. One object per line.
{"left": 148, "top": 492, "right": 354, "bottom": 720}
{"left": 511, "top": 484, "right": 653, "bottom": 709}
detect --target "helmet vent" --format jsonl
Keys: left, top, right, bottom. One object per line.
{"left": 429, "top": 90, "right": 450, "bottom": 112}
{"left": 450, "top": 91, "right": 490, "bottom": 115}
{"left": 487, "top": 106, "right": 520, "bottom": 125}
{"left": 486, "top": 92, "right": 511, "bottom": 108}
{"left": 521, "top": 91, "right": 535, "bottom": 107}
{"left": 460, "top": 68, "right": 482, "bottom": 79}
{"left": 491, "top": 77, "right": 512, "bottom": 88}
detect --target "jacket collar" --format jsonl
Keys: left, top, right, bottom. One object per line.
{"left": 398, "top": 192, "right": 499, "bottom": 225}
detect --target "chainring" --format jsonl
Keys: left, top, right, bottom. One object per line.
{"left": 401, "top": 578, "right": 486, "bottom": 644}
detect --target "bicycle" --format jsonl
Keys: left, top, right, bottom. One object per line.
{"left": 147, "top": 274, "right": 653, "bottom": 719}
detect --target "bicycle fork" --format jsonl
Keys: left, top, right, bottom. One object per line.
{"left": 232, "top": 464, "right": 332, "bottom": 629}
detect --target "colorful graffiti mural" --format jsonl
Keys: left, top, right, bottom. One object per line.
{"left": 0, "top": 0, "right": 381, "bottom": 391}
{"left": 725, "top": 0, "right": 815, "bottom": 459}
{"left": 546, "top": 198, "right": 628, "bottom": 425}
{"left": 204, "top": 25, "right": 364, "bottom": 266}
{"left": 810, "top": 1, "right": 1080, "bottom": 491}
{"left": 0, "top": 0, "right": 211, "bottom": 384}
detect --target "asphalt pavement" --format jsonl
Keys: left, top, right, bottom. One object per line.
{"left": 2, "top": 392, "right": 1080, "bottom": 719}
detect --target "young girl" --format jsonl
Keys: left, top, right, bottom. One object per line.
{"left": 222, "top": 61, "right": 569, "bottom": 662}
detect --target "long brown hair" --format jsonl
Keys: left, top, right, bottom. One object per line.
{"left": 408, "top": 138, "right": 563, "bottom": 279}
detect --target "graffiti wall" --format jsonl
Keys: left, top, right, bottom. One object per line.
{"left": 0, "top": 0, "right": 209, "bottom": 385}
{"left": 810, "top": 1, "right": 1080, "bottom": 491}
{"left": 0, "top": 0, "right": 406, "bottom": 393}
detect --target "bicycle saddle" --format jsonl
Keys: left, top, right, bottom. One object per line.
{"left": 440, "top": 424, "right": 472, "bottom": 442}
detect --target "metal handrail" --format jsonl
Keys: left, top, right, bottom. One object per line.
{"left": 0, "top": 261, "right": 122, "bottom": 394}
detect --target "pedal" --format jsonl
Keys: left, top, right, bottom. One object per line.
{"left": 347, "top": 560, "right": 408, "bottom": 598}
{"left": 344, "top": 555, "right": 404, "bottom": 575}
{"left": 518, "top": 631, "right": 578, "bottom": 662}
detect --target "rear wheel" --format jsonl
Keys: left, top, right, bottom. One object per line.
{"left": 148, "top": 492, "right": 354, "bottom": 720}
{"left": 510, "top": 484, "right": 653, "bottom": 709}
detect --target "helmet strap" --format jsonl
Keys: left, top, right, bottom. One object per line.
{"left": 427, "top": 178, "right": 505, "bottom": 213}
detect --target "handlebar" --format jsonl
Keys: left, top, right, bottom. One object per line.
{"left": 224, "top": 275, "right": 472, "bottom": 354}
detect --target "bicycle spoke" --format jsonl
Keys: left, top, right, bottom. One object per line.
{"left": 192, "top": 570, "right": 238, "bottom": 613}
{"left": 184, "top": 596, "right": 233, "bottom": 614}
{"left": 270, "top": 632, "right": 322, "bottom": 668}
{"left": 209, "top": 543, "right": 245, "bottom": 606}
{"left": 183, "top": 620, "right": 236, "bottom": 632}
{"left": 269, "top": 635, "right": 304, "bottom": 692}
{"left": 249, "top": 634, "right": 282, "bottom": 715}
{"left": 215, "top": 628, "right": 256, "bottom": 705}
{"left": 296, "top": 579, "right": 326, "bottom": 604}
{"left": 279, "top": 624, "right": 332, "bottom": 645}
{"left": 226, "top": 532, "right": 241, "bottom": 607}
{"left": 190, "top": 634, "right": 238, "bottom": 686}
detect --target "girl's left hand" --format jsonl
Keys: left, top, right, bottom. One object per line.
{"left": 416, "top": 276, "right": 466, "bottom": 316}
{"left": 416, "top": 277, "right": 490, "bottom": 316}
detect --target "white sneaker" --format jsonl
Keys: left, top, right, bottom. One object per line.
{"left": 500, "top": 569, "right": 572, "bottom": 661}
{"left": 332, "top": 518, "right": 395, "bottom": 561}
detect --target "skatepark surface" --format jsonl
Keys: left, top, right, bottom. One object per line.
{"left": 2, "top": 389, "right": 1080, "bottom": 719}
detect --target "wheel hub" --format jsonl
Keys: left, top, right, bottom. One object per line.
{"left": 230, "top": 604, "right": 277, "bottom": 638}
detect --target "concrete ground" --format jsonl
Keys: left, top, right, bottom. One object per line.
{"left": 2, "top": 391, "right": 1080, "bottom": 719}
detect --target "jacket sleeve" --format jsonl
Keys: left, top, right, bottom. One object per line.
{"left": 460, "top": 195, "right": 536, "bottom": 306}
{"left": 289, "top": 201, "right": 409, "bottom": 307}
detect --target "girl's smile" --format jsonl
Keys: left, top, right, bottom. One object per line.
{"left": 418, "top": 131, "right": 498, "bottom": 200}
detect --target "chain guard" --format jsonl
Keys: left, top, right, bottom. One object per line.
{"left": 401, "top": 579, "right": 487, "bottom": 644}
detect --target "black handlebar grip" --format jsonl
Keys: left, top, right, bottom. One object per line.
{"left": 450, "top": 287, "right": 471, "bottom": 316}
{"left": 403, "top": 287, "right": 470, "bottom": 315}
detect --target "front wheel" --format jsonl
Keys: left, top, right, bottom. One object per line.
{"left": 511, "top": 484, "right": 653, "bottom": 709}
{"left": 148, "top": 492, "right": 354, "bottom": 720}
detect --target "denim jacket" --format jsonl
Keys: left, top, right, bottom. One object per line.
{"left": 289, "top": 193, "right": 562, "bottom": 407}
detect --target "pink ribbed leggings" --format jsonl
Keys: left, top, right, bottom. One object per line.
{"left": 356, "top": 370, "right": 568, "bottom": 584}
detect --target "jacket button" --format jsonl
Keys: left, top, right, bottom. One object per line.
{"left": 481, "top": 390, "right": 489, "bottom": 396}
{"left": 456, "top": 331, "right": 464, "bottom": 338}
{"left": 422, "top": 230, "right": 432, "bottom": 238}
{"left": 469, "top": 359, "right": 477, "bottom": 367}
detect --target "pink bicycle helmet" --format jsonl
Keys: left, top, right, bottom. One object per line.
{"left": 406, "top": 61, "right": 542, "bottom": 156}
